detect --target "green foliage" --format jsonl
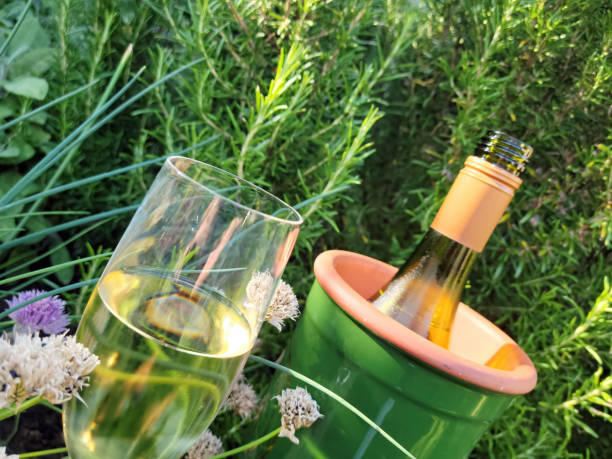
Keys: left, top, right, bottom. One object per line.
{"left": 0, "top": 0, "right": 610, "bottom": 457}
{"left": 0, "top": 2, "right": 55, "bottom": 165}
{"left": 336, "top": 0, "right": 612, "bottom": 455}
{"left": 478, "top": 279, "right": 612, "bottom": 457}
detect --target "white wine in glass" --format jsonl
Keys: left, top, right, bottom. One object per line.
{"left": 63, "top": 157, "right": 302, "bottom": 458}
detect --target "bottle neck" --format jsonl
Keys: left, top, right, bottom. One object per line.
{"left": 475, "top": 130, "right": 533, "bottom": 175}
{"left": 431, "top": 131, "right": 532, "bottom": 252}
{"left": 430, "top": 156, "right": 522, "bottom": 252}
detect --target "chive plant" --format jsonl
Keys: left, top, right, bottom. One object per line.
{"left": 0, "top": 0, "right": 610, "bottom": 457}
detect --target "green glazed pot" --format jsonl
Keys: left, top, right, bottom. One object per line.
{"left": 257, "top": 250, "right": 537, "bottom": 458}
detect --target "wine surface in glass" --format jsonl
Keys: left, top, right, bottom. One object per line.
{"left": 63, "top": 269, "right": 251, "bottom": 459}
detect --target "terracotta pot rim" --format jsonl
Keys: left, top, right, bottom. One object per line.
{"left": 313, "top": 250, "right": 537, "bottom": 395}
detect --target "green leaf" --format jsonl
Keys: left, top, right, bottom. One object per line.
{"left": 0, "top": 138, "right": 35, "bottom": 164}
{"left": 3, "top": 247, "right": 37, "bottom": 276}
{"left": 50, "top": 241, "right": 74, "bottom": 284}
{"left": 6, "top": 14, "right": 49, "bottom": 58}
{"left": 23, "top": 124, "right": 51, "bottom": 146}
{"left": 0, "top": 216, "right": 17, "bottom": 242}
{"left": 117, "top": 0, "right": 137, "bottom": 24}
{"left": 0, "top": 103, "right": 15, "bottom": 120}
{"left": 28, "top": 110, "right": 47, "bottom": 125}
{"left": 0, "top": 2, "right": 27, "bottom": 18}
{"left": 0, "top": 171, "right": 24, "bottom": 196}
{"left": 23, "top": 215, "right": 50, "bottom": 244}
{"left": 1, "top": 76, "right": 49, "bottom": 100}
{"left": 0, "top": 144, "right": 21, "bottom": 162}
{"left": 8, "top": 47, "right": 56, "bottom": 78}
{"left": 0, "top": 173, "right": 23, "bottom": 241}
{"left": 0, "top": 164, "right": 37, "bottom": 204}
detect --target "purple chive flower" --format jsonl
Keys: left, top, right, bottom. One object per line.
{"left": 6, "top": 290, "right": 70, "bottom": 335}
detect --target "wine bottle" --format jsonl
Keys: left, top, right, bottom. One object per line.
{"left": 371, "top": 131, "right": 533, "bottom": 349}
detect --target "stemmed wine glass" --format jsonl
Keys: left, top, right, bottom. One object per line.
{"left": 63, "top": 157, "right": 302, "bottom": 458}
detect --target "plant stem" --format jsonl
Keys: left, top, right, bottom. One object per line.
{"left": 302, "top": 106, "right": 381, "bottom": 220}
{"left": 9, "top": 46, "right": 139, "bottom": 241}
{"left": 0, "top": 138, "right": 217, "bottom": 213}
{"left": 40, "top": 400, "right": 63, "bottom": 414}
{"left": 0, "top": 395, "right": 42, "bottom": 422}
{"left": 19, "top": 447, "right": 68, "bottom": 458}
{"left": 0, "top": 253, "right": 112, "bottom": 286}
{"left": 0, "top": 205, "right": 139, "bottom": 252}
{"left": 0, "top": 78, "right": 103, "bottom": 132}
{"left": 3, "top": 411, "right": 21, "bottom": 444}
{"left": 557, "top": 376, "right": 612, "bottom": 410}
{"left": 209, "top": 427, "right": 281, "bottom": 458}
{"left": 0, "top": 0, "right": 33, "bottom": 57}
{"left": 1, "top": 220, "right": 110, "bottom": 278}
{"left": 248, "top": 355, "right": 415, "bottom": 459}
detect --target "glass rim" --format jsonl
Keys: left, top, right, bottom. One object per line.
{"left": 166, "top": 156, "right": 304, "bottom": 226}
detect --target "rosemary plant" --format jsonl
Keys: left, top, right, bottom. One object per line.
{"left": 0, "top": 0, "right": 610, "bottom": 457}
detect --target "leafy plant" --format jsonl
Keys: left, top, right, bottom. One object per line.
{"left": 0, "top": 0, "right": 611, "bottom": 457}
{"left": 0, "top": 1, "right": 58, "bottom": 248}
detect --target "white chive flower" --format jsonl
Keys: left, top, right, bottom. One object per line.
{"left": 246, "top": 271, "right": 274, "bottom": 310}
{"left": 0, "top": 446, "right": 18, "bottom": 459}
{"left": 187, "top": 429, "right": 224, "bottom": 459}
{"left": 265, "top": 279, "right": 299, "bottom": 332}
{"left": 274, "top": 387, "right": 323, "bottom": 444}
{"left": 0, "top": 333, "right": 99, "bottom": 409}
{"left": 221, "top": 374, "right": 258, "bottom": 419}
{"left": 246, "top": 271, "right": 300, "bottom": 331}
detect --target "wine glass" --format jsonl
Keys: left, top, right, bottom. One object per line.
{"left": 63, "top": 157, "right": 302, "bottom": 459}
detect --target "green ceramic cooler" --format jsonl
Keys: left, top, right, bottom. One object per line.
{"left": 257, "top": 250, "right": 537, "bottom": 458}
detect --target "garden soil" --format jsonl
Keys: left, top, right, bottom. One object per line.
{"left": 0, "top": 404, "right": 64, "bottom": 458}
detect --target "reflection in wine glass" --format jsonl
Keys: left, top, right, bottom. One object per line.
{"left": 63, "top": 157, "right": 302, "bottom": 459}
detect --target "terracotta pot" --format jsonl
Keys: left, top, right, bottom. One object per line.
{"left": 258, "top": 250, "right": 537, "bottom": 458}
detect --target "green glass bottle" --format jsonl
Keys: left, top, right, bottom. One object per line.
{"left": 371, "top": 131, "right": 533, "bottom": 348}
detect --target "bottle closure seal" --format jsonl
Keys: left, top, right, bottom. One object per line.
{"left": 430, "top": 156, "right": 523, "bottom": 252}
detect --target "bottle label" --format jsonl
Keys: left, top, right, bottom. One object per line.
{"left": 430, "top": 156, "right": 521, "bottom": 252}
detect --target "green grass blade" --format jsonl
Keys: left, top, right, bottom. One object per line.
{"left": 3, "top": 54, "right": 208, "bottom": 229}
{"left": 0, "top": 49, "right": 139, "bottom": 208}
{"left": 0, "top": 279, "right": 99, "bottom": 320}
{"left": 0, "top": 273, "right": 49, "bottom": 297}
{"left": 0, "top": 56, "right": 206, "bottom": 210}
{"left": 1, "top": 219, "right": 110, "bottom": 276}
{"left": 0, "top": 205, "right": 139, "bottom": 252}
{"left": 0, "top": 55, "right": 206, "bottom": 209}
{"left": 2, "top": 62, "right": 144, "bottom": 244}
{"left": 292, "top": 185, "right": 350, "bottom": 210}
{"left": 0, "top": 78, "right": 104, "bottom": 132}
{"left": 209, "top": 427, "right": 281, "bottom": 459}
{"left": 0, "top": 137, "right": 218, "bottom": 213}
{"left": 0, "top": 0, "right": 33, "bottom": 57}
{"left": 0, "top": 211, "right": 89, "bottom": 218}
{"left": 19, "top": 447, "right": 68, "bottom": 458}
{"left": 54, "top": 56, "right": 208, "bottom": 164}
{"left": 0, "top": 252, "right": 112, "bottom": 286}
{"left": 91, "top": 44, "right": 134, "bottom": 114}
{"left": 248, "top": 355, "right": 416, "bottom": 459}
